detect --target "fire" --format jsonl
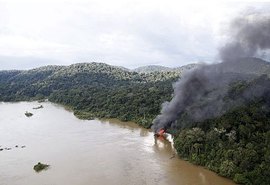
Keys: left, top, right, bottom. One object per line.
{"left": 158, "top": 129, "right": 165, "bottom": 136}
{"left": 155, "top": 128, "right": 165, "bottom": 137}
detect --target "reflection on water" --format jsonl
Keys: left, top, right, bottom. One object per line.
{"left": 0, "top": 102, "right": 235, "bottom": 185}
{"left": 154, "top": 136, "right": 174, "bottom": 152}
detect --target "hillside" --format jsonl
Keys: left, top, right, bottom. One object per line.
{"left": 220, "top": 57, "right": 270, "bottom": 76}
{"left": 0, "top": 62, "right": 195, "bottom": 127}
{"left": 163, "top": 59, "right": 270, "bottom": 185}
{"left": 133, "top": 63, "right": 198, "bottom": 73}
{"left": 133, "top": 65, "right": 172, "bottom": 73}
{"left": 0, "top": 58, "right": 269, "bottom": 127}
{"left": 174, "top": 76, "right": 270, "bottom": 184}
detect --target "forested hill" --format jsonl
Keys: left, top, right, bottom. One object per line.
{"left": 133, "top": 63, "right": 197, "bottom": 73}
{"left": 170, "top": 58, "right": 270, "bottom": 185}
{"left": 174, "top": 75, "right": 270, "bottom": 184}
{"left": 0, "top": 62, "right": 196, "bottom": 127}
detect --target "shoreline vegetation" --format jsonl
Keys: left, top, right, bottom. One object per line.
{"left": 1, "top": 62, "right": 270, "bottom": 184}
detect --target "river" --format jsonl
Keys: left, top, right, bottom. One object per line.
{"left": 0, "top": 102, "right": 235, "bottom": 185}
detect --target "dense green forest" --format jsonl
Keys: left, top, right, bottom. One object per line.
{"left": 0, "top": 62, "right": 191, "bottom": 127}
{"left": 1, "top": 60, "right": 270, "bottom": 184}
{"left": 174, "top": 75, "right": 270, "bottom": 185}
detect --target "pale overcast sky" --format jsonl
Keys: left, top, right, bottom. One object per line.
{"left": 0, "top": 0, "right": 269, "bottom": 70}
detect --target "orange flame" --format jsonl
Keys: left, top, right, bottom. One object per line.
{"left": 154, "top": 129, "right": 165, "bottom": 138}
{"left": 158, "top": 129, "right": 165, "bottom": 136}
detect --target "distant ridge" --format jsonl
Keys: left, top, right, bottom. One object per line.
{"left": 133, "top": 63, "right": 198, "bottom": 73}
{"left": 220, "top": 57, "right": 270, "bottom": 76}
{"left": 133, "top": 65, "right": 172, "bottom": 73}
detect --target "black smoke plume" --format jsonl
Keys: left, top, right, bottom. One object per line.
{"left": 220, "top": 13, "right": 270, "bottom": 62}
{"left": 152, "top": 12, "right": 270, "bottom": 132}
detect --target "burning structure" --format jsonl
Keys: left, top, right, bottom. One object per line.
{"left": 154, "top": 128, "right": 165, "bottom": 137}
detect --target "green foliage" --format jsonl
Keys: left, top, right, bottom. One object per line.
{"left": 25, "top": 111, "right": 33, "bottom": 117}
{"left": 33, "top": 162, "right": 49, "bottom": 172}
{"left": 174, "top": 99, "right": 270, "bottom": 185}
{"left": 0, "top": 62, "right": 184, "bottom": 128}
{"left": 48, "top": 81, "right": 173, "bottom": 127}
{"left": 133, "top": 63, "right": 197, "bottom": 74}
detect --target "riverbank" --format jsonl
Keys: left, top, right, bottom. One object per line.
{"left": 0, "top": 101, "right": 236, "bottom": 185}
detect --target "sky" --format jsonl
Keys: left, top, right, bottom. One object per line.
{"left": 0, "top": 0, "right": 269, "bottom": 70}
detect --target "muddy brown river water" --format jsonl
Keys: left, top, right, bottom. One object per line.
{"left": 0, "top": 102, "right": 236, "bottom": 185}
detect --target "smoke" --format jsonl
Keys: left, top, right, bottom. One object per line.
{"left": 220, "top": 13, "right": 270, "bottom": 62}
{"left": 152, "top": 12, "right": 270, "bottom": 132}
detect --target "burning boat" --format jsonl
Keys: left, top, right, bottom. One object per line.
{"left": 154, "top": 128, "right": 165, "bottom": 137}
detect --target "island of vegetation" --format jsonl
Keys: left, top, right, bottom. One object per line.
{"left": 33, "top": 105, "right": 43, "bottom": 109}
{"left": 25, "top": 111, "right": 33, "bottom": 117}
{"left": 0, "top": 59, "right": 270, "bottom": 184}
{"left": 33, "top": 162, "right": 50, "bottom": 172}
